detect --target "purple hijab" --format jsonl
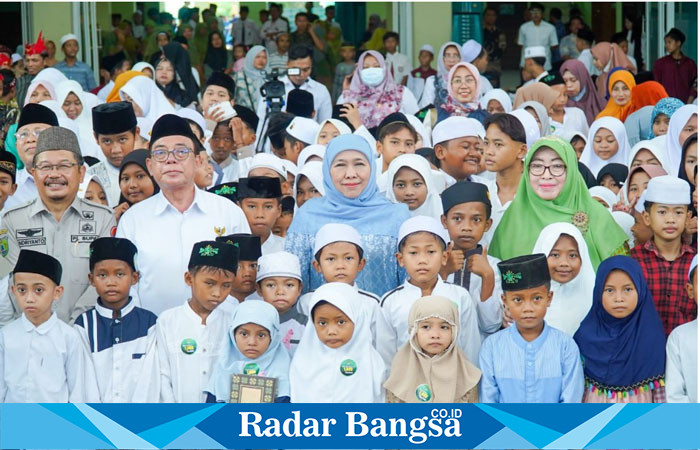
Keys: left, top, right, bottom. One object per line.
{"left": 560, "top": 59, "right": 606, "bottom": 126}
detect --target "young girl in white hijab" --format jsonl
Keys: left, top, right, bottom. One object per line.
{"left": 588, "top": 185, "right": 618, "bottom": 211}
{"left": 315, "top": 118, "right": 352, "bottom": 145}
{"left": 532, "top": 223, "right": 596, "bottom": 336}
{"left": 119, "top": 76, "right": 175, "bottom": 123}
{"left": 628, "top": 138, "right": 671, "bottom": 174}
{"left": 290, "top": 282, "right": 386, "bottom": 403}
{"left": 294, "top": 160, "right": 324, "bottom": 209}
{"left": 384, "top": 296, "right": 481, "bottom": 403}
{"left": 205, "top": 301, "right": 291, "bottom": 403}
{"left": 480, "top": 89, "right": 513, "bottom": 114}
{"left": 580, "top": 116, "right": 631, "bottom": 178}
{"left": 385, "top": 154, "right": 443, "bottom": 219}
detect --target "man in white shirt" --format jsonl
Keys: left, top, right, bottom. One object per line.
{"left": 117, "top": 114, "right": 250, "bottom": 316}
{"left": 517, "top": 3, "right": 558, "bottom": 71}
{"left": 260, "top": 3, "right": 289, "bottom": 53}
{"left": 231, "top": 6, "right": 262, "bottom": 47}
{"left": 4, "top": 104, "right": 59, "bottom": 211}
{"left": 522, "top": 46, "right": 549, "bottom": 86}
{"left": 383, "top": 32, "right": 410, "bottom": 86}
{"left": 254, "top": 45, "right": 332, "bottom": 147}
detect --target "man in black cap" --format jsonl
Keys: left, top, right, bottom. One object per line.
{"left": 116, "top": 114, "right": 250, "bottom": 316}
{"left": 5, "top": 104, "right": 59, "bottom": 210}
{"left": 96, "top": 52, "right": 131, "bottom": 101}
{"left": 237, "top": 177, "right": 284, "bottom": 255}
{"left": 286, "top": 88, "right": 314, "bottom": 119}
{"left": 1, "top": 126, "right": 116, "bottom": 323}
{"left": 89, "top": 102, "right": 140, "bottom": 205}
{"left": 0, "top": 150, "right": 16, "bottom": 213}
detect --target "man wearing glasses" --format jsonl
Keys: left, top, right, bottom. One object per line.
{"left": 4, "top": 104, "right": 59, "bottom": 211}
{"left": 116, "top": 114, "right": 250, "bottom": 316}
{"left": 0, "top": 126, "right": 116, "bottom": 323}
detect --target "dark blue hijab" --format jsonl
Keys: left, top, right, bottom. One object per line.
{"left": 574, "top": 256, "right": 666, "bottom": 388}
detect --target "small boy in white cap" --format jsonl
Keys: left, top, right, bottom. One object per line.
{"left": 281, "top": 117, "right": 319, "bottom": 166}
{"left": 296, "top": 223, "right": 392, "bottom": 360}
{"left": 408, "top": 44, "right": 436, "bottom": 101}
{"left": 631, "top": 175, "right": 697, "bottom": 336}
{"left": 432, "top": 117, "right": 487, "bottom": 187}
{"left": 256, "top": 251, "right": 305, "bottom": 356}
{"left": 522, "top": 45, "right": 549, "bottom": 85}
{"left": 55, "top": 33, "right": 97, "bottom": 91}
{"left": 461, "top": 39, "right": 494, "bottom": 95}
{"left": 378, "top": 215, "right": 480, "bottom": 365}
{"left": 665, "top": 255, "right": 697, "bottom": 402}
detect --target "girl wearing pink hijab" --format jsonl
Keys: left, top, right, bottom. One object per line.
{"left": 338, "top": 50, "right": 419, "bottom": 129}
{"left": 560, "top": 59, "right": 606, "bottom": 125}
{"left": 591, "top": 42, "right": 636, "bottom": 97}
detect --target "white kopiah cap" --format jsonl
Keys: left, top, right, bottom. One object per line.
{"left": 313, "top": 223, "right": 364, "bottom": 257}
{"left": 461, "top": 40, "right": 482, "bottom": 63}
{"left": 11, "top": 54, "right": 22, "bottom": 64}
{"left": 419, "top": 44, "right": 435, "bottom": 55}
{"left": 60, "top": 34, "right": 79, "bottom": 47}
{"left": 508, "top": 109, "right": 540, "bottom": 147}
{"left": 256, "top": 251, "right": 302, "bottom": 282}
{"left": 524, "top": 46, "right": 547, "bottom": 59}
{"left": 644, "top": 175, "right": 691, "bottom": 206}
{"left": 248, "top": 153, "right": 287, "bottom": 178}
{"left": 286, "top": 117, "right": 320, "bottom": 145}
{"left": 432, "top": 116, "right": 485, "bottom": 145}
{"left": 397, "top": 215, "right": 450, "bottom": 250}
{"left": 177, "top": 108, "right": 206, "bottom": 135}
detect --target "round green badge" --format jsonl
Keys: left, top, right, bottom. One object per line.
{"left": 415, "top": 384, "right": 432, "bottom": 402}
{"left": 180, "top": 338, "right": 197, "bottom": 355}
{"left": 339, "top": 359, "right": 357, "bottom": 376}
{"left": 243, "top": 362, "right": 260, "bottom": 375}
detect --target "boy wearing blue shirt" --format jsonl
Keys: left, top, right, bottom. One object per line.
{"left": 74, "top": 237, "right": 160, "bottom": 403}
{"left": 479, "top": 253, "right": 584, "bottom": 403}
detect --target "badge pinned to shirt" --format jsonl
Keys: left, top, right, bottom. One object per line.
{"left": 243, "top": 362, "right": 260, "bottom": 375}
{"left": 339, "top": 358, "right": 357, "bottom": 376}
{"left": 181, "top": 338, "right": 197, "bottom": 354}
{"left": 214, "top": 226, "right": 226, "bottom": 237}
{"left": 415, "top": 384, "right": 432, "bottom": 402}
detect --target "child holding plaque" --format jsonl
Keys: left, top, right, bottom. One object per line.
{"left": 290, "top": 282, "right": 387, "bottom": 403}
{"left": 479, "top": 253, "right": 584, "bottom": 403}
{"left": 384, "top": 296, "right": 481, "bottom": 403}
{"left": 205, "top": 301, "right": 291, "bottom": 403}
{"left": 156, "top": 240, "right": 237, "bottom": 403}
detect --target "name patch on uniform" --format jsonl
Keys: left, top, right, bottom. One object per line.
{"left": 79, "top": 220, "right": 96, "bottom": 234}
{"left": 81, "top": 211, "right": 94, "bottom": 220}
{"left": 17, "top": 228, "right": 45, "bottom": 247}
{"left": 71, "top": 235, "right": 98, "bottom": 243}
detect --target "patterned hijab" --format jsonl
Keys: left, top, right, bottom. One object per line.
{"left": 442, "top": 62, "right": 481, "bottom": 116}
{"left": 489, "top": 136, "right": 628, "bottom": 269}
{"left": 647, "top": 97, "right": 684, "bottom": 139}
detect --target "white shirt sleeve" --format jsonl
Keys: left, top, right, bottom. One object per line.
{"left": 399, "top": 88, "right": 419, "bottom": 115}
{"left": 131, "top": 326, "right": 161, "bottom": 403}
{"left": 66, "top": 328, "right": 101, "bottom": 402}
{"left": 458, "top": 289, "right": 482, "bottom": 367}
{"left": 549, "top": 26, "right": 559, "bottom": 46}
{"left": 156, "top": 319, "right": 176, "bottom": 402}
{"left": 314, "top": 83, "right": 333, "bottom": 122}
{"left": 419, "top": 76, "right": 436, "bottom": 109}
{"left": 377, "top": 297, "right": 399, "bottom": 366}
{"left": 666, "top": 329, "right": 690, "bottom": 402}
{"left": 0, "top": 275, "right": 17, "bottom": 327}
{"left": 474, "top": 258, "right": 504, "bottom": 335}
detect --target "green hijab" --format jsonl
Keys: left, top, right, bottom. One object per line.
{"left": 489, "top": 136, "right": 628, "bottom": 268}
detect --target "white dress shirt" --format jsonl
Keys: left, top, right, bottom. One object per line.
{"left": 517, "top": 21, "right": 559, "bottom": 70}
{"left": 666, "top": 319, "right": 698, "bottom": 402}
{"left": 385, "top": 52, "right": 411, "bottom": 83}
{"left": 551, "top": 107, "right": 590, "bottom": 137}
{"left": 156, "top": 301, "right": 231, "bottom": 402}
{"left": 4, "top": 168, "right": 37, "bottom": 211}
{"left": 261, "top": 232, "right": 285, "bottom": 254}
{"left": 377, "top": 277, "right": 481, "bottom": 366}
{"left": 0, "top": 313, "right": 101, "bottom": 402}
{"left": 231, "top": 19, "right": 262, "bottom": 46}
{"left": 260, "top": 18, "right": 289, "bottom": 53}
{"left": 74, "top": 300, "right": 160, "bottom": 402}
{"left": 116, "top": 187, "right": 250, "bottom": 315}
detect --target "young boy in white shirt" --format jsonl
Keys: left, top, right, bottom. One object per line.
{"left": 378, "top": 216, "right": 481, "bottom": 365}
{"left": 238, "top": 177, "right": 285, "bottom": 255}
{"left": 156, "top": 240, "right": 237, "bottom": 402}
{"left": 0, "top": 250, "right": 100, "bottom": 402}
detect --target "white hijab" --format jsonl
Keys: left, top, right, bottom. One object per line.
{"left": 314, "top": 119, "right": 352, "bottom": 144}
{"left": 627, "top": 137, "right": 672, "bottom": 174}
{"left": 119, "top": 76, "right": 175, "bottom": 122}
{"left": 532, "top": 223, "right": 595, "bottom": 336}
{"left": 406, "top": 114, "right": 431, "bottom": 147}
{"left": 385, "top": 154, "right": 443, "bottom": 219}
{"left": 580, "top": 116, "right": 630, "bottom": 178}
{"left": 588, "top": 186, "right": 617, "bottom": 211}
{"left": 665, "top": 105, "right": 697, "bottom": 174}
{"left": 297, "top": 144, "right": 326, "bottom": 169}
{"left": 612, "top": 210, "right": 635, "bottom": 249}
{"left": 56, "top": 80, "right": 93, "bottom": 136}
{"left": 289, "top": 283, "right": 386, "bottom": 403}
{"left": 293, "top": 160, "right": 325, "bottom": 209}
{"left": 480, "top": 88, "right": 513, "bottom": 113}
{"left": 78, "top": 173, "right": 109, "bottom": 206}
{"left": 509, "top": 109, "right": 540, "bottom": 148}
{"left": 132, "top": 61, "right": 155, "bottom": 77}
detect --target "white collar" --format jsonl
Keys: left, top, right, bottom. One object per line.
{"left": 95, "top": 297, "right": 136, "bottom": 319}
{"left": 153, "top": 186, "right": 210, "bottom": 215}
{"left": 21, "top": 312, "right": 58, "bottom": 334}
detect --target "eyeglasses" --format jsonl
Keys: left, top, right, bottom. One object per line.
{"left": 451, "top": 77, "right": 476, "bottom": 86}
{"left": 150, "top": 147, "right": 193, "bottom": 162}
{"left": 34, "top": 162, "right": 79, "bottom": 175}
{"left": 15, "top": 129, "right": 43, "bottom": 142}
{"left": 529, "top": 162, "right": 566, "bottom": 177}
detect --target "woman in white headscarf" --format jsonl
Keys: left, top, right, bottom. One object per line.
{"left": 294, "top": 160, "right": 324, "bottom": 209}
{"left": 296, "top": 144, "right": 325, "bottom": 169}
{"left": 532, "top": 222, "right": 595, "bottom": 336}
{"left": 132, "top": 61, "right": 155, "bottom": 78}
{"left": 38, "top": 99, "right": 102, "bottom": 161}
{"left": 419, "top": 42, "right": 463, "bottom": 109}
{"left": 55, "top": 80, "right": 103, "bottom": 160}
{"left": 665, "top": 104, "right": 697, "bottom": 174}
{"left": 119, "top": 76, "right": 175, "bottom": 123}
{"left": 24, "top": 79, "right": 57, "bottom": 106}
{"left": 480, "top": 88, "right": 513, "bottom": 114}
{"left": 233, "top": 45, "right": 269, "bottom": 109}
{"left": 579, "top": 116, "right": 631, "bottom": 177}
{"left": 289, "top": 283, "right": 386, "bottom": 403}
{"left": 384, "top": 154, "right": 443, "bottom": 219}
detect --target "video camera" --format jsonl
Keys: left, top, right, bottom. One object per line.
{"left": 260, "top": 67, "right": 301, "bottom": 113}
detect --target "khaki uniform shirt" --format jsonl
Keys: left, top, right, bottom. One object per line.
{"left": 0, "top": 196, "right": 116, "bottom": 322}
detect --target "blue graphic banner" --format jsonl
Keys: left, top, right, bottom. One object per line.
{"left": 1, "top": 403, "right": 699, "bottom": 449}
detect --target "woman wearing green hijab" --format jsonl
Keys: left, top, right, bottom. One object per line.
{"left": 489, "top": 135, "right": 629, "bottom": 268}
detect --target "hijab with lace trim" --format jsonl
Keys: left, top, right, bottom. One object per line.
{"left": 385, "top": 154, "right": 443, "bottom": 219}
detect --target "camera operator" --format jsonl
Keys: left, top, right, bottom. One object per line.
{"left": 254, "top": 45, "right": 332, "bottom": 146}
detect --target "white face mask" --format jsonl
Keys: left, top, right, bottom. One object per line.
{"left": 360, "top": 67, "right": 385, "bottom": 87}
